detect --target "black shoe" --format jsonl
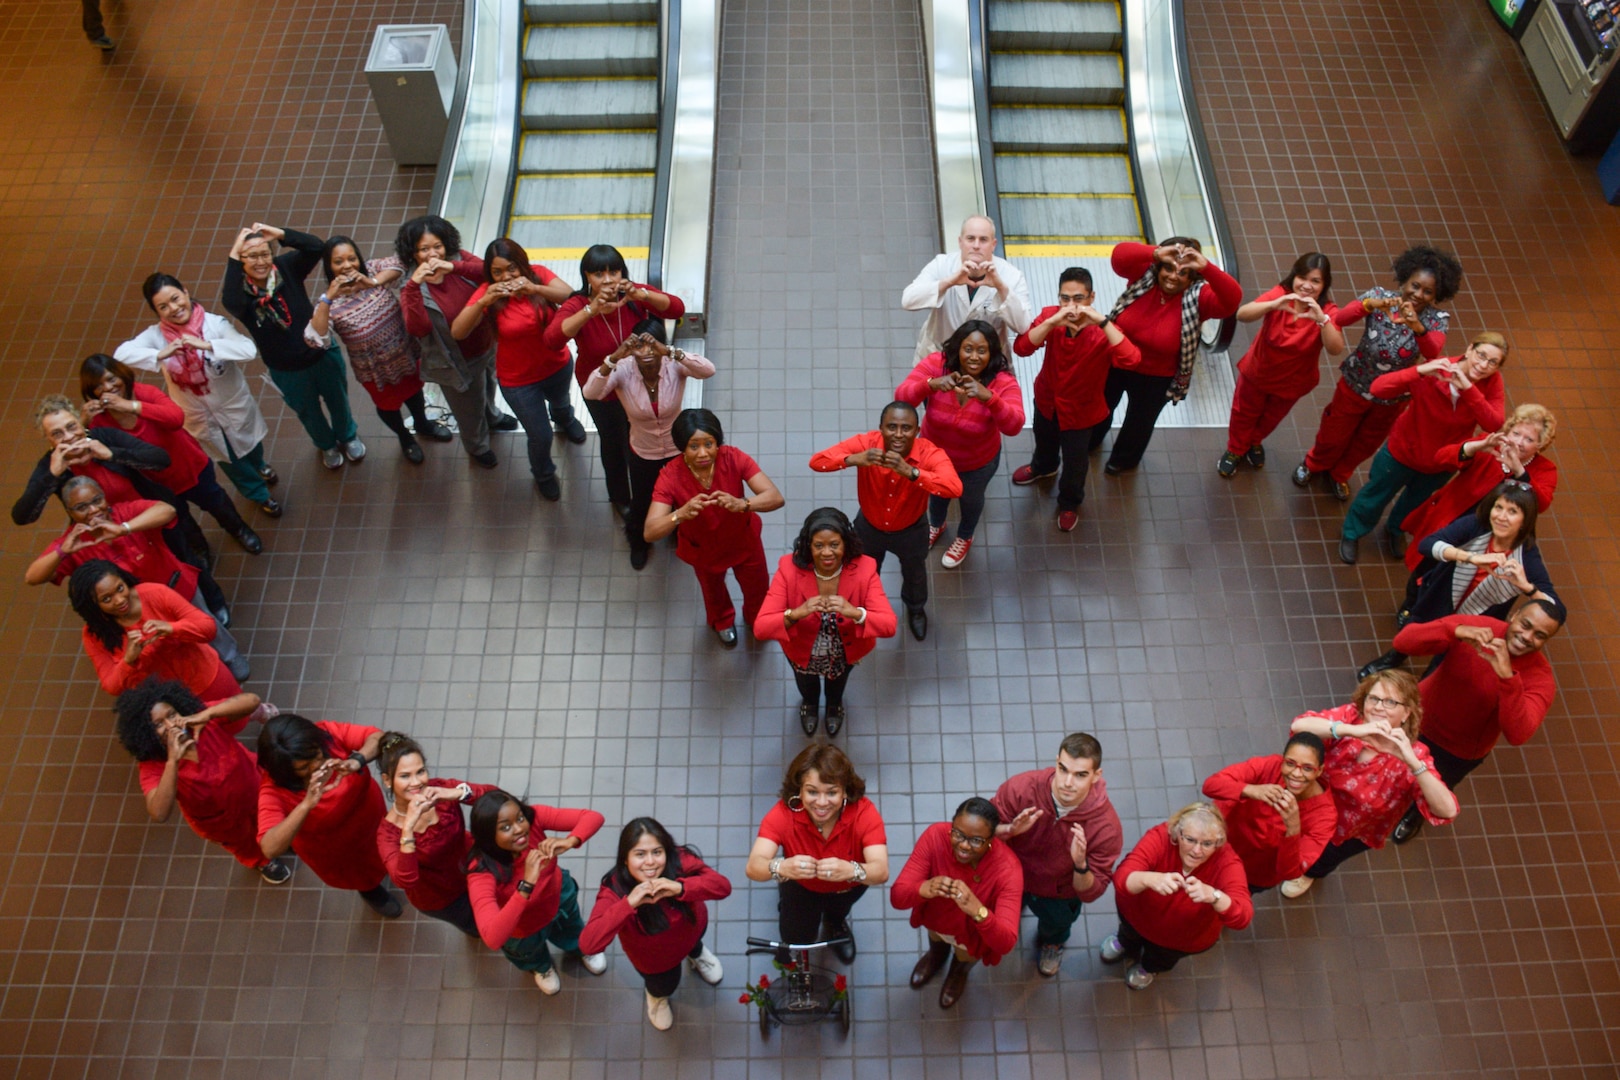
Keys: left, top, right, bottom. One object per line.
{"left": 90, "top": 34, "right": 115, "bottom": 49}
{"left": 1216, "top": 452, "right": 1240, "bottom": 478}
{"left": 536, "top": 475, "right": 561, "bottom": 501}
{"left": 823, "top": 704, "right": 845, "bottom": 737}
{"left": 630, "top": 544, "right": 649, "bottom": 571}
{"left": 257, "top": 463, "right": 280, "bottom": 486}
{"left": 798, "top": 702, "right": 819, "bottom": 737}
{"left": 1357, "top": 650, "right": 1407, "bottom": 681}
{"left": 1395, "top": 608, "right": 1413, "bottom": 629}
{"left": 1291, "top": 462, "right": 1313, "bottom": 488}
{"left": 233, "top": 526, "right": 263, "bottom": 555}
{"left": 259, "top": 498, "right": 283, "bottom": 518}
{"left": 1391, "top": 807, "right": 1423, "bottom": 845}
{"left": 823, "top": 918, "right": 856, "bottom": 964}
{"left": 491, "top": 413, "right": 520, "bottom": 432}
{"left": 1332, "top": 480, "right": 1351, "bottom": 501}
{"left": 561, "top": 419, "right": 588, "bottom": 445}
{"left": 1245, "top": 444, "right": 1266, "bottom": 469}
{"left": 907, "top": 607, "right": 928, "bottom": 642}
{"left": 1337, "top": 537, "right": 1359, "bottom": 565}
{"left": 258, "top": 858, "right": 293, "bottom": 885}
{"left": 717, "top": 626, "right": 738, "bottom": 647}
{"left": 359, "top": 886, "right": 402, "bottom": 918}
{"left": 418, "top": 420, "right": 455, "bottom": 442}
{"left": 400, "top": 436, "right": 424, "bottom": 464}
{"left": 472, "top": 450, "right": 499, "bottom": 469}
{"left": 1386, "top": 527, "right": 1408, "bottom": 560}
{"left": 1103, "top": 461, "right": 1130, "bottom": 476}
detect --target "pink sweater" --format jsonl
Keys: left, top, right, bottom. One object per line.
{"left": 895, "top": 353, "right": 1025, "bottom": 472}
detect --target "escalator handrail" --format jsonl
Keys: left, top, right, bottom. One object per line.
{"left": 1170, "top": 0, "right": 1238, "bottom": 351}
{"left": 967, "top": 0, "right": 1002, "bottom": 255}
{"left": 647, "top": 0, "right": 681, "bottom": 290}
{"left": 427, "top": 0, "right": 476, "bottom": 217}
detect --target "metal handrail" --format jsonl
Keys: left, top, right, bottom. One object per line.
{"left": 647, "top": 0, "right": 682, "bottom": 290}
{"left": 966, "top": 0, "right": 1001, "bottom": 254}
{"left": 1171, "top": 0, "right": 1237, "bottom": 351}
{"left": 427, "top": 1, "right": 476, "bottom": 215}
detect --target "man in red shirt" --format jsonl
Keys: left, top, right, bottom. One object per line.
{"left": 809, "top": 403, "right": 962, "bottom": 641}
{"left": 991, "top": 732, "right": 1124, "bottom": 976}
{"left": 1390, "top": 595, "right": 1564, "bottom": 843}
{"left": 1010, "top": 269, "right": 1142, "bottom": 532}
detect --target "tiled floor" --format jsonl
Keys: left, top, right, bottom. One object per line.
{"left": 0, "top": 0, "right": 1616, "bottom": 1077}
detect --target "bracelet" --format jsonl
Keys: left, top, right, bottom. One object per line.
{"left": 1410, "top": 763, "right": 1429, "bottom": 779}
{"left": 122, "top": 523, "right": 132, "bottom": 535}
{"left": 1330, "top": 721, "right": 1339, "bottom": 739}
{"left": 316, "top": 295, "right": 330, "bottom": 306}
{"left": 743, "top": 498, "right": 752, "bottom": 512}
{"left": 671, "top": 511, "right": 680, "bottom": 526}
{"left": 854, "top": 607, "right": 867, "bottom": 625}
{"left": 768, "top": 857, "right": 784, "bottom": 883}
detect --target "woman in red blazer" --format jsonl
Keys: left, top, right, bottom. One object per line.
{"left": 755, "top": 507, "right": 898, "bottom": 737}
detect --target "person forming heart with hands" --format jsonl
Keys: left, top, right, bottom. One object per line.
{"left": 1202, "top": 734, "right": 1338, "bottom": 894}
{"left": 901, "top": 214, "right": 1034, "bottom": 361}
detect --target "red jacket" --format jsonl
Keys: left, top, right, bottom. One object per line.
{"left": 1201, "top": 756, "right": 1339, "bottom": 888}
{"left": 82, "top": 582, "right": 220, "bottom": 696}
{"left": 466, "top": 803, "right": 606, "bottom": 948}
{"left": 1015, "top": 310, "right": 1141, "bottom": 429}
{"left": 577, "top": 851, "right": 732, "bottom": 973}
{"left": 1108, "top": 242, "right": 1243, "bottom": 377}
{"left": 890, "top": 821, "right": 1024, "bottom": 965}
{"left": 894, "top": 353, "right": 1024, "bottom": 472}
{"left": 1392, "top": 614, "right": 1558, "bottom": 761}
{"left": 375, "top": 777, "right": 500, "bottom": 913}
{"left": 541, "top": 285, "right": 687, "bottom": 393}
{"left": 1113, "top": 823, "right": 1253, "bottom": 954}
{"left": 1233, "top": 285, "right": 1339, "bottom": 398}
{"left": 1400, "top": 444, "right": 1558, "bottom": 570}
{"left": 807, "top": 431, "right": 962, "bottom": 532}
{"left": 991, "top": 770, "right": 1122, "bottom": 901}
{"left": 88, "top": 383, "right": 211, "bottom": 495}
{"left": 1369, "top": 364, "right": 1505, "bottom": 473}
{"left": 754, "top": 555, "right": 897, "bottom": 668}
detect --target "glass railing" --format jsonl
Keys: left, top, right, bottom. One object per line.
{"left": 428, "top": 0, "right": 520, "bottom": 252}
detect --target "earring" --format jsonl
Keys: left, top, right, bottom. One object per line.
{"left": 787, "top": 796, "right": 804, "bottom": 812}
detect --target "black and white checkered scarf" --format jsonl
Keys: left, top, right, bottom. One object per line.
{"left": 1108, "top": 269, "right": 1205, "bottom": 403}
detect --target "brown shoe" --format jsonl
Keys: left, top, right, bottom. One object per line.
{"left": 939, "top": 957, "right": 973, "bottom": 1008}
{"left": 909, "top": 941, "right": 951, "bottom": 989}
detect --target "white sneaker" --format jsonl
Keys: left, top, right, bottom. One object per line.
{"left": 533, "top": 969, "right": 561, "bottom": 995}
{"left": 1099, "top": 934, "right": 1126, "bottom": 963}
{"left": 580, "top": 951, "right": 607, "bottom": 975}
{"left": 645, "top": 991, "right": 673, "bottom": 1031}
{"left": 341, "top": 437, "right": 367, "bottom": 462}
{"left": 321, "top": 447, "right": 344, "bottom": 470}
{"left": 1280, "top": 876, "right": 1315, "bottom": 899}
{"left": 688, "top": 945, "right": 724, "bottom": 985}
{"left": 1125, "top": 963, "right": 1154, "bottom": 990}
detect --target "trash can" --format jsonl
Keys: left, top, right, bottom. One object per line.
{"left": 364, "top": 25, "right": 457, "bottom": 166}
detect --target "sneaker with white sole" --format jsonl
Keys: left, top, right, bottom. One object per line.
{"left": 580, "top": 951, "right": 607, "bottom": 975}
{"left": 941, "top": 536, "right": 973, "bottom": 568}
{"left": 1280, "top": 876, "right": 1315, "bottom": 899}
{"left": 258, "top": 858, "right": 293, "bottom": 885}
{"left": 321, "top": 447, "right": 344, "bottom": 470}
{"left": 1099, "top": 934, "right": 1126, "bottom": 963}
{"left": 645, "top": 991, "right": 673, "bottom": 1030}
{"left": 927, "top": 524, "right": 944, "bottom": 548}
{"left": 688, "top": 945, "right": 724, "bottom": 985}
{"left": 1036, "top": 944, "right": 1064, "bottom": 977}
{"left": 341, "top": 438, "right": 367, "bottom": 462}
{"left": 1125, "top": 963, "right": 1154, "bottom": 990}
{"left": 533, "top": 969, "right": 561, "bottom": 995}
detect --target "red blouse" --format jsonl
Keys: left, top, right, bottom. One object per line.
{"left": 138, "top": 705, "right": 262, "bottom": 867}
{"left": 1303, "top": 704, "right": 1456, "bottom": 847}
{"left": 82, "top": 582, "right": 221, "bottom": 697}
{"left": 542, "top": 286, "right": 688, "bottom": 396}
{"left": 256, "top": 722, "right": 388, "bottom": 891}
{"left": 467, "top": 264, "right": 571, "bottom": 387}
{"left": 88, "top": 382, "right": 211, "bottom": 495}
{"left": 577, "top": 851, "right": 733, "bottom": 973}
{"left": 45, "top": 499, "right": 197, "bottom": 598}
{"left": 1201, "top": 755, "right": 1340, "bottom": 887}
{"left": 1112, "top": 824, "right": 1253, "bottom": 954}
{"left": 650, "top": 446, "right": 765, "bottom": 571}
{"left": 375, "top": 777, "right": 499, "bottom": 913}
{"left": 1234, "top": 285, "right": 1340, "bottom": 398}
{"left": 466, "top": 803, "right": 606, "bottom": 948}
{"left": 890, "top": 821, "right": 1024, "bottom": 965}
{"left": 756, "top": 797, "right": 887, "bottom": 895}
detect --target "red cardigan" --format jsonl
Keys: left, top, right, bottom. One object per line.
{"left": 991, "top": 770, "right": 1123, "bottom": 902}
{"left": 1369, "top": 364, "right": 1505, "bottom": 473}
{"left": 1201, "top": 756, "right": 1339, "bottom": 888}
{"left": 808, "top": 431, "right": 962, "bottom": 532}
{"left": 83, "top": 582, "right": 221, "bottom": 696}
{"left": 1108, "top": 242, "right": 1243, "bottom": 378}
{"left": 890, "top": 822, "right": 1023, "bottom": 965}
{"left": 1113, "top": 823, "right": 1253, "bottom": 954}
{"left": 753, "top": 554, "right": 897, "bottom": 667}
{"left": 1016, "top": 309, "right": 1142, "bottom": 429}
{"left": 1400, "top": 444, "right": 1558, "bottom": 570}
{"left": 466, "top": 803, "right": 606, "bottom": 948}
{"left": 894, "top": 353, "right": 1024, "bottom": 472}
{"left": 399, "top": 255, "right": 494, "bottom": 356}
{"left": 88, "top": 383, "right": 211, "bottom": 495}
{"left": 375, "top": 777, "right": 499, "bottom": 913}
{"left": 1393, "top": 615, "right": 1558, "bottom": 761}
{"left": 577, "top": 851, "right": 732, "bottom": 973}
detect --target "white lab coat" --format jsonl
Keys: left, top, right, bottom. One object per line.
{"left": 900, "top": 253, "right": 1034, "bottom": 360}
{"left": 114, "top": 313, "right": 271, "bottom": 461}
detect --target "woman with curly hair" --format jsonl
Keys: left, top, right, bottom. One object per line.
{"left": 895, "top": 318, "right": 1024, "bottom": 568}
{"left": 579, "top": 818, "right": 730, "bottom": 1030}
{"left": 113, "top": 678, "right": 289, "bottom": 884}
{"left": 69, "top": 560, "right": 240, "bottom": 698}
{"left": 1295, "top": 244, "right": 1463, "bottom": 501}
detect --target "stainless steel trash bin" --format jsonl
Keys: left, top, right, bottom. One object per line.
{"left": 364, "top": 25, "right": 457, "bottom": 166}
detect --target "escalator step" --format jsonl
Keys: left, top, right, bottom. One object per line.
{"left": 513, "top": 174, "right": 656, "bottom": 217}
{"left": 525, "top": 0, "right": 658, "bottom": 24}
{"left": 520, "top": 131, "right": 657, "bottom": 173}
{"left": 989, "top": 51, "right": 1123, "bottom": 104}
{"left": 1000, "top": 194, "right": 1142, "bottom": 242}
{"left": 523, "top": 79, "right": 658, "bottom": 128}
{"left": 990, "top": 106, "right": 1126, "bottom": 152}
{"left": 523, "top": 23, "right": 658, "bottom": 78}
{"left": 988, "top": 1, "right": 1121, "bottom": 51}
{"left": 508, "top": 217, "right": 651, "bottom": 254}
{"left": 994, "top": 153, "right": 1133, "bottom": 195}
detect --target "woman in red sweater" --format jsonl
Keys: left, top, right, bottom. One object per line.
{"left": 579, "top": 818, "right": 731, "bottom": 1030}
{"left": 80, "top": 354, "right": 262, "bottom": 555}
{"left": 894, "top": 319, "right": 1024, "bottom": 568}
{"left": 645, "top": 409, "right": 784, "bottom": 646}
{"left": 1399, "top": 404, "right": 1559, "bottom": 573}
{"left": 1099, "top": 238, "right": 1243, "bottom": 474}
{"left": 891, "top": 797, "right": 1023, "bottom": 1009}
{"left": 256, "top": 714, "right": 401, "bottom": 917}
{"left": 373, "top": 732, "right": 499, "bottom": 936}
{"left": 1337, "top": 333, "right": 1507, "bottom": 564}
{"left": 754, "top": 507, "right": 898, "bottom": 736}
{"left": 113, "top": 678, "right": 288, "bottom": 884}
{"left": 1103, "top": 802, "right": 1253, "bottom": 989}
{"left": 542, "top": 244, "right": 686, "bottom": 519}
{"left": 1219, "top": 253, "right": 1344, "bottom": 477}
{"left": 465, "top": 789, "right": 607, "bottom": 995}
{"left": 450, "top": 237, "right": 581, "bottom": 498}
{"left": 1200, "top": 733, "right": 1338, "bottom": 891}
{"left": 69, "top": 561, "right": 238, "bottom": 699}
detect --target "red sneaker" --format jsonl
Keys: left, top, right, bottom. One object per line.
{"left": 941, "top": 537, "right": 973, "bottom": 568}
{"left": 1012, "top": 464, "right": 1055, "bottom": 486}
{"left": 928, "top": 525, "right": 945, "bottom": 548}
{"left": 1057, "top": 511, "right": 1079, "bottom": 532}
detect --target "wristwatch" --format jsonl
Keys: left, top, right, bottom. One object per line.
{"left": 850, "top": 861, "right": 867, "bottom": 883}
{"left": 769, "top": 857, "right": 784, "bottom": 883}
{"left": 972, "top": 906, "right": 988, "bottom": 924}
{"left": 347, "top": 751, "right": 369, "bottom": 768}
{"left": 516, "top": 880, "right": 534, "bottom": 897}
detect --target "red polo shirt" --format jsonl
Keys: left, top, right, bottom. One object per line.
{"left": 756, "top": 797, "right": 886, "bottom": 895}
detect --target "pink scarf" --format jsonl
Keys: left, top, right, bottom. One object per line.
{"left": 158, "top": 301, "right": 213, "bottom": 396}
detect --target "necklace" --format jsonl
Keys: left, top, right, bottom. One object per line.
{"left": 814, "top": 568, "right": 841, "bottom": 582}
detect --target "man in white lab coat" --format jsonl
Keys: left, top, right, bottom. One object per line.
{"left": 901, "top": 215, "right": 1033, "bottom": 361}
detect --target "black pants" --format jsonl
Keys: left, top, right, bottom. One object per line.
{"left": 853, "top": 511, "right": 929, "bottom": 612}
{"left": 1304, "top": 837, "right": 1373, "bottom": 879}
{"left": 83, "top": 0, "right": 104, "bottom": 37}
{"left": 641, "top": 938, "right": 707, "bottom": 999}
{"left": 584, "top": 396, "right": 634, "bottom": 506}
{"left": 1092, "top": 368, "right": 1175, "bottom": 471}
{"left": 373, "top": 389, "right": 434, "bottom": 442}
{"left": 627, "top": 451, "right": 676, "bottom": 555}
{"left": 1030, "top": 407, "right": 1109, "bottom": 512}
{"left": 180, "top": 461, "right": 246, "bottom": 537}
{"left": 777, "top": 880, "right": 868, "bottom": 950}
{"left": 794, "top": 668, "right": 852, "bottom": 711}
{"left": 419, "top": 893, "right": 480, "bottom": 937}
{"left": 1115, "top": 914, "right": 1196, "bottom": 974}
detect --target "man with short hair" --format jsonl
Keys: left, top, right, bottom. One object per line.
{"left": 809, "top": 402, "right": 962, "bottom": 643}
{"left": 992, "top": 732, "right": 1124, "bottom": 976}
{"left": 901, "top": 215, "right": 1033, "bottom": 361}
{"left": 1389, "top": 593, "right": 1563, "bottom": 843}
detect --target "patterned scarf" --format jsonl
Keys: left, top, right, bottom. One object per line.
{"left": 157, "top": 301, "right": 214, "bottom": 396}
{"left": 240, "top": 267, "right": 292, "bottom": 330}
{"left": 1108, "top": 268, "right": 1205, "bottom": 402}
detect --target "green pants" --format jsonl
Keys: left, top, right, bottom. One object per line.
{"left": 500, "top": 869, "right": 585, "bottom": 974}
{"left": 267, "top": 346, "right": 358, "bottom": 452}
{"left": 1023, "top": 892, "right": 1084, "bottom": 947}
{"left": 1341, "top": 445, "right": 1452, "bottom": 542}
{"left": 216, "top": 440, "right": 270, "bottom": 504}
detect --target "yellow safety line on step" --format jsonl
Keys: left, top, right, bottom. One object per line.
{"left": 994, "top": 150, "right": 1132, "bottom": 158}
{"left": 510, "top": 213, "right": 653, "bottom": 221}
{"left": 1006, "top": 243, "right": 1134, "bottom": 256}
{"left": 515, "top": 171, "right": 657, "bottom": 179}
{"left": 526, "top": 75, "right": 656, "bottom": 83}
{"left": 526, "top": 247, "right": 650, "bottom": 260}
{"left": 1000, "top": 191, "right": 1137, "bottom": 199}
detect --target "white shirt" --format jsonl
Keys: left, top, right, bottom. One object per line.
{"left": 114, "top": 312, "right": 270, "bottom": 460}
{"left": 900, "top": 253, "right": 1033, "bottom": 360}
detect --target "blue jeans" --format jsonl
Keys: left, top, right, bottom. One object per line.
{"left": 501, "top": 366, "right": 577, "bottom": 483}
{"left": 929, "top": 450, "right": 1000, "bottom": 540}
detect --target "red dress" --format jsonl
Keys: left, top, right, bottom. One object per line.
{"left": 82, "top": 582, "right": 232, "bottom": 698}
{"left": 375, "top": 777, "right": 499, "bottom": 913}
{"left": 889, "top": 821, "right": 1024, "bottom": 965}
{"left": 256, "top": 722, "right": 388, "bottom": 890}
{"left": 45, "top": 499, "right": 197, "bottom": 597}
{"left": 88, "top": 383, "right": 212, "bottom": 496}
{"left": 138, "top": 704, "right": 264, "bottom": 868}
{"left": 651, "top": 446, "right": 771, "bottom": 632}
{"left": 577, "top": 851, "right": 733, "bottom": 973}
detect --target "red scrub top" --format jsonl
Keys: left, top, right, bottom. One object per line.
{"left": 650, "top": 445, "right": 765, "bottom": 570}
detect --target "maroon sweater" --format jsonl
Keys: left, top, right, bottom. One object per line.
{"left": 375, "top": 778, "right": 499, "bottom": 913}
{"left": 577, "top": 851, "right": 732, "bottom": 974}
{"left": 991, "top": 770, "right": 1122, "bottom": 902}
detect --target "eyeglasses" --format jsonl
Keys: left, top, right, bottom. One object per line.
{"left": 68, "top": 494, "right": 106, "bottom": 514}
{"left": 1365, "top": 694, "right": 1407, "bottom": 711}
{"left": 1500, "top": 480, "right": 1532, "bottom": 491}
{"left": 1176, "top": 836, "right": 1220, "bottom": 851}
{"left": 949, "top": 827, "right": 989, "bottom": 851}
{"left": 1280, "top": 760, "right": 1319, "bottom": 775}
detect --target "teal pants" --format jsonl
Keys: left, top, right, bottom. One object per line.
{"left": 1024, "top": 892, "right": 1084, "bottom": 947}
{"left": 500, "top": 869, "right": 586, "bottom": 974}
{"left": 267, "top": 346, "right": 358, "bottom": 452}
{"left": 1341, "top": 445, "right": 1452, "bottom": 541}
{"left": 216, "top": 440, "right": 271, "bottom": 504}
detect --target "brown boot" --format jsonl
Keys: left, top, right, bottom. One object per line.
{"left": 939, "top": 957, "right": 974, "bottom": 1008}
{"left": 909, "top": 940, "right": 951, "bottom": 989}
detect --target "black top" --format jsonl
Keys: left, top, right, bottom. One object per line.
{"left": 11, "top": 429, "right": 174, "bottom": 526}
{"left": 1409, "top": 513, "right": 1556, "bottom": 624}
{"left": 221, "top": 227, "right": 326, "bottom": 372}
